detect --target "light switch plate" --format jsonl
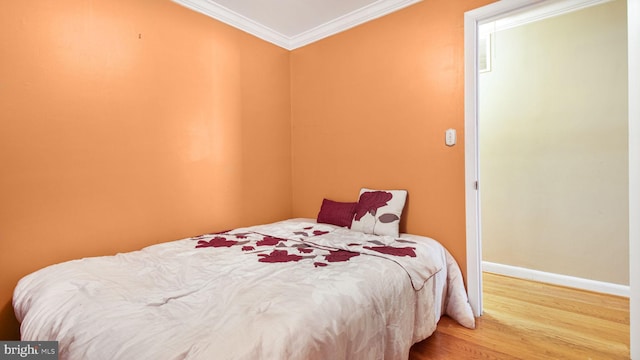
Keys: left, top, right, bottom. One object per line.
{"left": 445, "top": 128, "right": 456, "bottom": 146}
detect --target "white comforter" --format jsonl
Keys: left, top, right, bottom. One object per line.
{"left": 14, "top": 219, "right": 475, "bottom": 360}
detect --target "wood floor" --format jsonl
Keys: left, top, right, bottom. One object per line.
{"left": 409, "top": 272, "right": 630, "bottom": 360}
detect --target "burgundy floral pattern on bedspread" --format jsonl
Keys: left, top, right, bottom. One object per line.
{"left": 191, "top": 221, "right": 442, "bottom": 290}
{"left": 192, "top": 228, "right": 361, "bottom": 267}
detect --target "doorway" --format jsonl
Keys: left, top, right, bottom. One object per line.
{"left": 463, "top": 0, "right": 639, "bottom": 356}
{"left": 479, "top": 1, "right": 628, "bottom": 292}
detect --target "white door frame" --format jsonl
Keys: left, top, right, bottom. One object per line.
{"left": 628, "top": 0, "right": 639, "bottom": 358}
{"left": 463, "top": 0, "right": 544, "bottom": 317}
{"left": 463, "top": 0, "right": 639, "bottom": 356}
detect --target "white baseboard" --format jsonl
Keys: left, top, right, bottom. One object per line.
{"left": 482, "top": 261, "right": 630, "bottom": 298}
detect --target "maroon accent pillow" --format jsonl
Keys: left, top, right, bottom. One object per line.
{"left": 317, "top": 199, "right": 358, "bottom": 228}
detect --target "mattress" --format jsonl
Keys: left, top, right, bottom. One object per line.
{"left": 13, "top": 218, "right": 475, "bottom": 360}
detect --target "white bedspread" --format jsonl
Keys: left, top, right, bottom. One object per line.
{"left": 13, "top": 219, "right": 474, "bottom": 360}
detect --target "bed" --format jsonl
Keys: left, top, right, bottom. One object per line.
{"left": 13, "top": 218, "right": 475, "bottom": 360}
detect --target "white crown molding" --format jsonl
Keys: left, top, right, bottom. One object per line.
{"left": 173, "top": 0, "right": 422, "bottom": 50}
{"left": 480, "top": 0, "right": 614, "bottom": 35}
{"left": 288, "top": 0, "right": 421, "bottom": 50}
{"left": 173, "top": 0, "right": 291, "bottom": 49}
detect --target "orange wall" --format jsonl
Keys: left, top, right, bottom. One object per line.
{"left": 1, "top": 0, "right": 496, "bottom": 341}
{"left": 0, "top": 0, "right": 291, "bottom": 339}
{"left": 291, "top": 0, "right": 493, "bottom": 277}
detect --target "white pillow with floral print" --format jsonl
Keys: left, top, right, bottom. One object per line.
{"left": 350, "top": 188, "right": 407, "bottom": 237}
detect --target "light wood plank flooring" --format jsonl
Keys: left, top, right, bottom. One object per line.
{"left": 409, "top": 272, "right": 630, "bottom": 359}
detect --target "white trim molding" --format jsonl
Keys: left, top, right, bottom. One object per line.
{"left": 172, "top": 0, "right": 291, "bottom": 49}
{"left": 628, "top": 0, "right": 640, "bottom": 357}
{"left": 483, "top": 261, "right": 630, "bottom": 298}
{"left": 288, "top": 0, "right": 420, "bottom": 50}
{"left": 172, "top": 0, "right": 421, "bottom": 50}
{"left": 480, "top": 0, "right": 613, "bottom": 34}
{"left": 464, "top": 0, "right": 544, "bottom": 318}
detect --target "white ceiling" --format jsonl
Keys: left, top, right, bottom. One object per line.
{"left": 172, "top": 0, "right": 614, "bottom": 51}
{"left": 172, "top": 0, "right": 421, "bottom": 50}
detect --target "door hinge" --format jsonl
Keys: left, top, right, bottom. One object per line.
{"left": 474, "top": 181, "right": 479, "bottom": 190}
